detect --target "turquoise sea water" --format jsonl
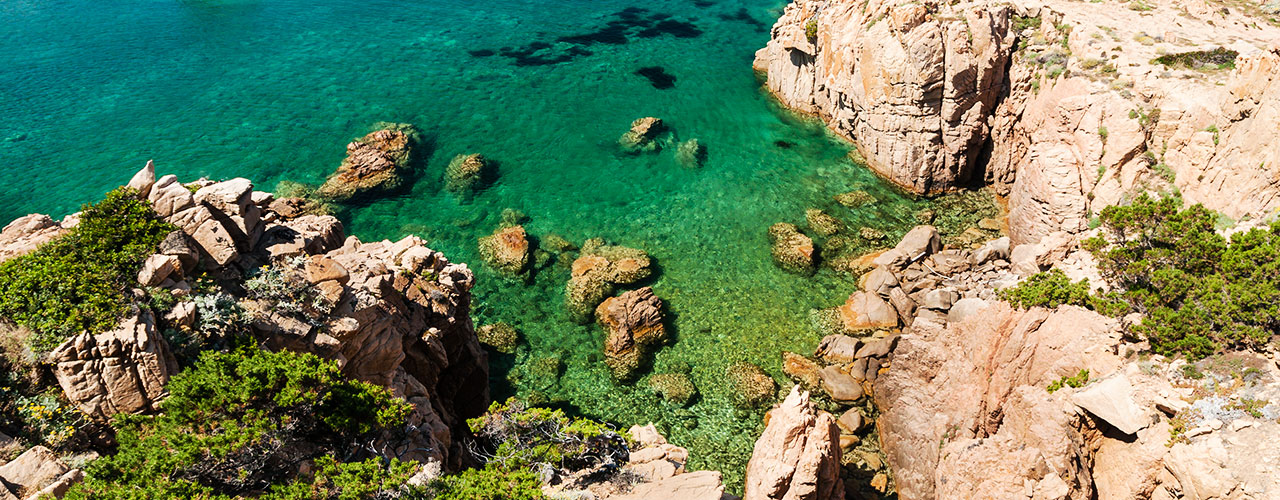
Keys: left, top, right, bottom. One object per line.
{"left": 0, "top": 0, "right": 958, "bottom": 489}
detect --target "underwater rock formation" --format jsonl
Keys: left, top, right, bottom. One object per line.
{"left": 476, "top": 322, "right": 519, "bottom": 354}
{"left": 647, "top": 372, "right": 698, "bottom": 406}
{"left": 676, "top": 138, "right": 707, "bottom": 168}
{"left": 727, "top": 361, "right": 777, "bottom": 409}
{"left": 597, "top": 286, "right": 667, "bottom": 381}
{"left": 317, "top": 125, "right": 417, "bottom": 201}
{"left": 767, "top": 222, "right": 816, "bottom": 274}
{"left": 619, "top": 116, "right": 666, "bottom": 153}
{"left": 564, "top": 239, "right": 653, "bottom": 323}
{"left": 477, "top": 224, "right": 531, "bottom": 280}
{"left": 444, "top": 153, "right": 492, "bottom": 195}
{"left": 805, "top": 209, "right": 844, "bottom": 236}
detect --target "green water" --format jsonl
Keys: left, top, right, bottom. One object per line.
{"left": 0, "top": 0, "right": 946, "bottom": 488}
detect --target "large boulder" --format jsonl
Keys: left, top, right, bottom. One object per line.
{"left": 317, "top": 126, "right": 416, "bottom": 201}
{"left": 48, "top": 310, "right": 178, "bottom": 421}
{"left": 0, "top": 446, "right": 78, "bottom": 499}
{"left": 743, "top": 387, "right": 845, "bottom": 500}
{"left": 597, "top": 287, "right": 667, "bottom": 381}
{"left": 837, "top": 291, "right": 898, "bottom": 331}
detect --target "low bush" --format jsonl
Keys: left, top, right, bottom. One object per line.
{"left": 65, "top": 347, "right": 415, "bottom": 499}
{"left": 998, "top": 269, "right": 1092, "bottom": 309}
{"left": 1153, "top": 47, "right": 1238, "bottom": 70}
{"left": 1047, "top": 369, "right": 1090, "bottom": 393}
{"left": 466, "top": 398, "right": 627, "bottom": 474}
{"left": 0, "top": 188, "right": 175, "bottom": 355}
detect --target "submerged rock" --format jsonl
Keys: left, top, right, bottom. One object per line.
{"left": 445, "top": 153, "right": 492, "bottom": 194}
{"left": 478, "top": 225, "right": 531, "bottom": 279}
{"left": 619, "top": 117, "right": 666, "bottom": 153}
{"left": 317, "top": 125, "right": 417, "bottom": 201}
{"left": 564, "top": 239, "right": 654, "bottom": 323}
{"left": 727, "top": 361, "right": 777, "bottom": 409}
{"left": 805, "top": 209, "right": 844, "bottom": 236}
{"left": 648, "top": 372, "right": 698, "bottom": 406}
{"left": 835, "top": 190, "right": 875, "bottom": 208}
{"left": 768, "top": 222, "right": 816, "bottom": 274}
{"left": 477, "top": 322, "right": 520, "bottom": 354}
{"left": 598, "top": 287, "right": 667, "bottom": 381}
{"left": 676, "top": 138, "right": 707, "bottom": 168}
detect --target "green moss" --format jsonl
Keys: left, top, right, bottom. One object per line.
{"left": 0, "top": 188, "right": 176, "bottom": 355}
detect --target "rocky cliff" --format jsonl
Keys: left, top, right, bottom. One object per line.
{"left": 756, "top": 0, "right": 1280, "bottom": 243}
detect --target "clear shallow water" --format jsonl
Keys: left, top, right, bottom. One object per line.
{"left": 0, "top": 0, "right": 948, "bottom": 488}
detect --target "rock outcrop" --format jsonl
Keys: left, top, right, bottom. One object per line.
{"left": 0, "top": 446, "right": 82, "bottom": 500}
{"left": 477, "top": 224, "right": 530, "bottom": 279}
{"left": 48, "top": 310, "right": 178, "bottom": 421}
{"left": 757, "top": 0, "right": 1280, "bottom": 242}
{"left": 597, "top": 287, "right": 667, "bottom": 381}
{"left": 564, "top": 239, "right": 653, "bottom": 323}
{"left": 619, "top": 117, "right": 666, "bottom": 153}
{"left": 317, "top": 125, "right": 417, "bottom": 201}
{"left": 768, "top": 222, "right": 816, "bottom": 274}
{"left": 743, "top": 387, "right": 845, "bottom": 500}
{"left": 444, "top": 153, "right": 492, "bottom": 194}
{"left": 0, "top": 215, "right": 66, "bottom": 263}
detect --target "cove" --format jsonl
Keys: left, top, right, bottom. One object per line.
{"left": 0, "top": 0, "right": 978, "bottom": 487}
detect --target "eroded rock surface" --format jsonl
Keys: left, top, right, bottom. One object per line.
{"left": 743, "top": 387, "right": 845, "bottom": 500}
{"left": 317, "top": 125, "right": 416, "bottom": 201}
{"left": 48, "top": 310, "right": 178, "bottom": 421}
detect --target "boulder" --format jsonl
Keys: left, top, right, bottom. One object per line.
{"left": 157, "top": 230, "right": 199, "bottom": 272}
{"left": 476, "top": 322, "right": 519, "bottom": 354}
{"left": 837, "top": 291, "right": 898, "bottom": 330}
{"left": 743, "top": 387, "right": 845, "bottom": 500}
{"left": 0, "top": 446, "right": 70, "bottom": 499}
{"left": 0, "top": 214, "right": 65, "bottom": 263}
{"left": 814, "top": 334, "right": 860, "bottom": 364}
{"left": 819, "top": 365, "right": 864, "bottom": 401}
{"left": 444, "top": 153, "right": 492, "bottom": 194}
{"left": 872, "top": 225, "right": 940, "bottom": 270}
{"left": 920, "top": 289, "right": 958, "bottom": 311}
{"left": 946, "top": 297, "right": 990, "bottom": 324}
{"left": 136, "top": 254, "right": 180, "bottom": 287}
{"left": 597, "top": 287, "right": 667, "bottom": 381}
{"left": 858, "top": 266, "right": 898, "bottom": 296}
{"left": 147, "top": 175, "right": 195, "bottom": 218}
{"left": 126, "top": 160, "right": 156, "bottom": 197}
{"left": 619, "top": 117, "right": 666, "bottom": 153}
{"left": 303, "top": 255, "right": 349, "bottom": 284}
{"left": 49, "top": 310, "right": 178, "bottom": 421}
{"left": 564, "top": 240, "right": 653, "bottom": 322}
{"left": 834, "top": 190, "right": 875, "bottom": 208}
{"left": 768, "top": 223, "right": 816, "bottom": 274}
{"left": 317, "top": 126, "right": 416, "bottom": 201}
{"left": 782, "top": 351, "right": 823, "bottom": 389}
{"left": 647, "top": 372, "right": 697, "bottom": 406}
{"left": 477, "top": 225, "right": 530, "bottom": 279}
{"left": 972, "top": 236, "right": 1011, "bottom": 265}
{"left": 1071, "top": 373, "right": 1150, "bottom": 435}
{"left": 837, "top": 408, "right": 865, "bottom": 434}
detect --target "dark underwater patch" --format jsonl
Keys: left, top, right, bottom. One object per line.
{"left": 483, "top": 8, "right": 701, "bottom": 67}
{"left": 774, "top": 140, "right": 795, "bottom": 149}
{"left": 719, "top": 8, "right": 766, "bottom": 32}
{"left": 635, "top": 66, "right": 676, "bottom": 89}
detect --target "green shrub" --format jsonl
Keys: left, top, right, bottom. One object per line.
{"left": 1085, "top": 194, "right": 1280, "bottom": 358}
{"left": 998, "top": 269, "right": 1093, "bottom": 309}
{"left": 1153, "top": 47, "right": 1239, "bottom": 70}
{"left": 0, "top": 188, "right": 175, "bottom": 355}
{"left": 805, "top": 18, "right": 818, "bottom": 42}
{"left": 466, "top": 398, "right": 627, "bottom": 473}
{"left": 1047, "top": 369, "right": 1090, "bottom": 393}
{"left": 65, "top": 347, "right": 413, "bottom": 498}
{"left": 428, "top": 468, "right": 546, "bottom": 500}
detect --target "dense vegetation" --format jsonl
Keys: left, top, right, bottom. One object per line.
{"left": 1003, "top": 194, "right": 1280, "bottom": 359}
{"left": 1152, "top": 47, "right": 1239, "bottom": 70}
{"left": 0, "top": 187, "right": 174, "bottom": 355}
{"left": 65, "top": 347, "right": 419, "bottom": 499}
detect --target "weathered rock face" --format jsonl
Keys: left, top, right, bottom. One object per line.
{"left": 768, "top": 222, "right": 816, "bottom": 274}
{"left": 444, "top": 153, "right": 491, "bottom": 194}
{"left": 597, "top": 287, "right": 667, "bottom": 381}
{"left": 317, "top": 126, "right": 416, "bottom": 201}
{"left": 759, "top": 0, "right": 1280, "bottom": 242}
{"left": 754, "top": 0, "right": 1014, "bottom": 194}
{"left": 619, "top": 117, "right": 666, "bottom": 153}
{"left": 875, "top": 303, "right": 1124, "bottom": 499}
{"left": 743, "top": 386, "right": 845, "bottom": 500}
{"left": 48, "top": 310, "right": 178, "bottom": 421}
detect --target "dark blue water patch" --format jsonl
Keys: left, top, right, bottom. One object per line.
{"left": 636, "top": 19, "right": 703, "bottom": 39}
{"left": 468, "top": 49, "right": 496, "bottom": 57}
{"left": 774, "top": 140, "right": 795, "bottom": 149}
{"left": 693, "top": 0, "right": 716, "bottom": 7}
{"left": 635, "top": 66, "right": 676, "bottom": 89}
{"left": 719, "top": 8, "right": 767, "bottom": 32}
